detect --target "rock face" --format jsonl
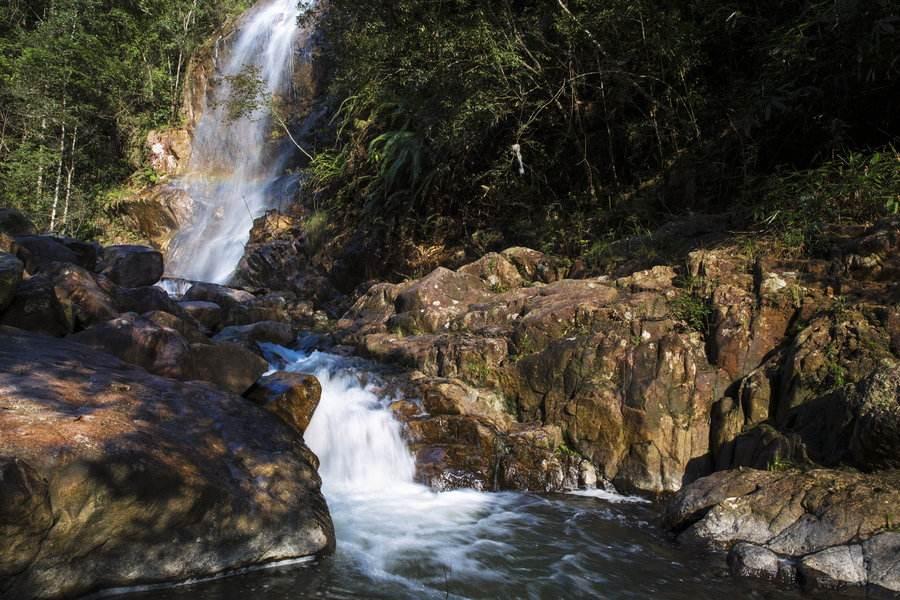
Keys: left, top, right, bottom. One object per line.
{"left": 70, "top": 314, "right": 268, "bottom": 395}
{"left": 246, "top": 372, "right": 322, "bottom": 435}
{"left": 334, "top": 218, "right": 900, "bottom": 499}
{"left": 337, "top": 256, "right": 729, "bottom": 493}
{"left": 0, "top": 327, "right": 334, "bottom": 599}
{"left": 666, "top": 468, "right": 900, "bottom": 595}
{"left": 119, "top": 185, "right": 193, "bottom": 254}
{"left": 100, "top": 245, "right": 165, "bottom": 287}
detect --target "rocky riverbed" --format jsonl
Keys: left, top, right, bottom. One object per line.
{"left": 1, "top": 205, "right": 898, "bottom": 597}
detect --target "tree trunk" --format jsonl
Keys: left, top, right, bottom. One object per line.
{"left": 36, "top": 117, "right": 47, "bottom": 205}
{"left": 62, "top": 125, "right": 77, "bottom": 231}
{"left": 50, "top": 122, "right": 66, "bottom": 232}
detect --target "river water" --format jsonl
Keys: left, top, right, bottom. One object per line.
{"left": 132, "top": 348, "right": 801, "bottom": 600}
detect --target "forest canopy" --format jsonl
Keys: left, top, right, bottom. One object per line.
{"left": 310, "top": 0, "right": 900, "bottom": 264}
{"left": 0, "top": 0, "right": 897, "bottom": 263}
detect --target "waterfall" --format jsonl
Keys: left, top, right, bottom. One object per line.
{"left": 165, "top": 0, "right": 311, "bottom": 284}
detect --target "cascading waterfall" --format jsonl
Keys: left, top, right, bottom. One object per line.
{"left": 165, "top": 0, "right": 311, "bottom": 284}
{"left": 263, "top": 346, "right": 657, "bottom": 599}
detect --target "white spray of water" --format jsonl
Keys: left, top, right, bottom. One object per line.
{"left": 166, "top": 0, "right": 311, "bottom": 284}
{"left": 266, "top": 347, "right": 518, "bottom": 595}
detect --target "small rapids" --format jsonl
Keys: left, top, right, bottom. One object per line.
{"left": 132, "top": 346, "right": 804, "bottom": 599}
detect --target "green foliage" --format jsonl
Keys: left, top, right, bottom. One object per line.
{"left": 767, "top": 455, "right": 796, "bottom": 473}
{"left": 556, "top": 443, "right": 579, "bottom": 459}
{"left": 0, "top": 0, "right": 251, "bottom": 234}
{"left": 753, "top": 149, "right": 900, "bottom": 255}
{"left": 302, "top": 210, "right": 330, "bottom": 253}
{"left": 312, "top": 0, "right": 899, "bottom": 265}
{"left": 669, "top": 277, "right": 715, "bottom": 335}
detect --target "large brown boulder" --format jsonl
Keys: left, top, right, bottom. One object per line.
{"left": 69, "top": 314, "right": 268, "bottom": 395}
{"left": 103, "top": 280, "right": 186, "bottom": 317}
{"left": 0, "top": 252, "right": 23, "bottom": 311}
{"left": 665, "top": 468, "right": 900, "bottom": 595}
{"left": 392, "top": 267, "right": 490, "bottom": 333}
{"left": 0, "top": 327, "right": 333, "bottom": 599}
{"left": 13, "top": 236, "right": 80, "bottom": 274}
{"left": 188, "top": 342, "right": 269, "bottom": 395}
{"left": 70, "top": 313, "right": 192, "bottom": 379}
{"left": 246, "top": 372, "right": 321, "bottom": 435}
{"left": 99, "top": 245, "right": 164, "bottom": 287}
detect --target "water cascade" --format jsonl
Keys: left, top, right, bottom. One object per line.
{"left": 165, "top": 0, "right": 311, "bottom": 284}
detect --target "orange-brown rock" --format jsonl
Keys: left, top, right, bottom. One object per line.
{"left": 0, "top": 327, "right": 333, "bottom": 599}
{"left": 246, "top": 372, "right": 322, "bottom": 435}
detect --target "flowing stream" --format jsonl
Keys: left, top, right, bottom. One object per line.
{"left": 135, "top": 346, "right": 802, "bottom": 599}
{"left": 165, "top": 0, "right": 309, "bottom": 284}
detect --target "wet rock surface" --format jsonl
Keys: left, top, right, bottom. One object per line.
{"left": 0, "top": 327, "right": 334, "bottom": 599}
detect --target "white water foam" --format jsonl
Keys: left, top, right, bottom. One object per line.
{"left": 265, "top": 347, "right": 523, "bottom": 595}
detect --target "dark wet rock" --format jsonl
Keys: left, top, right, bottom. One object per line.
{"left": 0, "top": 327, "right": 333, "bottom": 599}
{"left": 213, "top": 321, "right": 295, "bottom": 350}
{"left": 179, "top": 300, "right": 224, "bottom": 331}
{"left": 0, "top": 252, "right": 24, "bottom": 311}
{"left": 0, "top": 274, "right": 74, "bottom": 336}
{"left": 188, "top": 342, "right": 269, "bottom": 395}
{"left": 0, "top": 208, "right": 36, "bottom": 236}
{"left": 246, "top": 372, "right": 322, "bottom": 436}
{"left": 99, "top": 245, "right": 164, "bottom": 287}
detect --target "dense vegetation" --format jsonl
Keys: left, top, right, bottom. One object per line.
{"left": 309, "top": 0, "right": 899, "bottom": 271}
{"left": 0, "top": 0, "right": 251, "bottom": 236}
{"left": 1, "top": 0, "right": 897, "bottom": 269}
